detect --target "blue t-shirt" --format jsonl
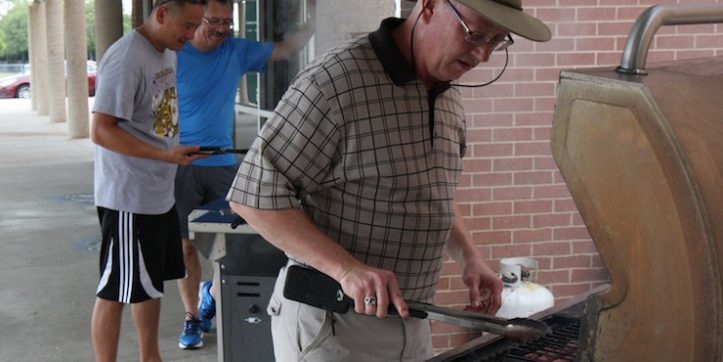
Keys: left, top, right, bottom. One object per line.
{"left": 177, "top": 38, "right": 274, "bottom": 166}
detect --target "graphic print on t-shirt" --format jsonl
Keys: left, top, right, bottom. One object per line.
{"left": 151, "top": 67, "right": 179, "bottom": 138}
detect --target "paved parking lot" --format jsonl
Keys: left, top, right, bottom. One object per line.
{"left": 0, "top": 99, "right": 216, "bottom": 362}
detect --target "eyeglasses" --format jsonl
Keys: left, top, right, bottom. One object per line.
{"left": 202, "top": 16, "right": 234, "bottom": 28}
{"left": 446, "top": 0, "right": 514, "bottom": 51}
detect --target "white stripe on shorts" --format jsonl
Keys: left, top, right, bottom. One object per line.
{"left": 96, "top": 238, "right": 114, "bottom": 294}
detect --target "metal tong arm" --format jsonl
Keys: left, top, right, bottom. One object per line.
{"left": 406, "top": 301, "right": 550, "bottom": 341}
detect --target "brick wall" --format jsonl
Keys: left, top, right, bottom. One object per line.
{"left": 431, "top": 0, "right": 723, "bottom": 352}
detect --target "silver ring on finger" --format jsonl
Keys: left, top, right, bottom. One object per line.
{"left": 363, "top": 295, "right": 377, "bottom": 306}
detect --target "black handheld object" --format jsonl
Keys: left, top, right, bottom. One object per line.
{"left": 283, "top": 265, "right": 427, "bottom": 318}
{"left": 194, "top": 146, "right": 249, "bottom": 155}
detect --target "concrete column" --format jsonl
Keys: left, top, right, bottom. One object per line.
{"left": 65, "top": 0, "right": 89, "bottom": 138}
{"left": 94, "top": 0, "right": 123, "bottom": 64}
{"left": 27, "top": 4, "right": 37, "bottom": 110}
{"left": 315, "top": 0, "right": 395, "bottom": 56}
{"left": 46, "top": 0, "right": 66, "bottom": 123}
{"left": 35, "top": 1, "right": 49, "bottom": 116}
{"left": 131, "top": 0, "right": 152, "bottom": 27}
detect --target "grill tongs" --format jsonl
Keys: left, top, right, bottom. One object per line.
{"left": 283, "top": 265, "right": 550, "bottom": 342}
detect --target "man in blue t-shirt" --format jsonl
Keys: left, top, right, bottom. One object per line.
{"left": 174, "top": 0, "right": 315, "bottom": 349}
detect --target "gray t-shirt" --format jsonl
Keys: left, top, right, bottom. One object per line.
{"left": 93, "top": 30, "right": 180, "bottom": 214}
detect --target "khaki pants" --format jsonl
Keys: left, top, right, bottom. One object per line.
{"left": 268, "top": 264, "right": 433, "bottom": 362}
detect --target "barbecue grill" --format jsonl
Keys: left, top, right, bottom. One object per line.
{"left": 427, "top": 4, "right": 723, "bottom": 361}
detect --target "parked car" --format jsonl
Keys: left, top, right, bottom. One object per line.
{"left": 0, "top": 61, "right": 97, "bottom": 99}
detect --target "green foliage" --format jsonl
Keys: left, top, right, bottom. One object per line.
{"left": 0, "top": 0, "right": 131, "bottom": 62}
{"left": 0, "top": 2, "right": 29, "bottom": 61}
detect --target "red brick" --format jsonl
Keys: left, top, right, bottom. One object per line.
{"left": 536, "top": 7, "right": 576, "bottom": 22}
{"left": 532, "top": 241, "right": 571, "bottom": 256}
{"left": 534, "top": 97, "right": 557, "bottom": 113}
{"left": 514, "top": 200, "right": 553, "bottom": 214}
{"left": 558, "top": 23, "right": 596, "bottom": 37}
{"left": 493, "top": 127, "right": 534, "bottom": 142}
{"left": 470, "top": 113, "right": 514, "bottom": 128}
{"left": 491, "top": 243, "right": 532, "bottom": 259}
{"left": 515, "top": 141, "right": 552, "bottom": 156}
{"left": 616, "top": 6, "right": 650, "bottom": 21}
{"left": 494, "top": 157, "right": 534, "bottom": 172}
{"left": 557, "top": 52, "right": 596, "bottom": 66}
{"left": 472, "top": 143, "right": 514, "bottom": 158}
{"left": 537, "top": 269, "right": 570, "bottom": 285}
{"left": 515, "top": 82, "right": 556, "bottom": 97}
{"left": 677, "top": 23, "right": 716, "bottom": 34}
{"left": 514, "top": 171, "right": 553, "bottom": 185}
{"left": 494, "top": 97, "right": 535, "bottom": 112}
{"left": 533, "top": 126, "right": 552, "bottom": 140}
{"left": 434, "top": 290, "right": 470, "bottom": 306}
{"left": 513, "top": 228, "right": 553, "bottom": 242}
{"left": 535, "top": 38, "right": 576, "bottom": 52}
{"left": 571, "top": 268, "right": 610, "bottom": 282}
{"left": 534, "top": 156, "right": 559, "bottom": 170}
{"left": 535, "top": 68, "right": 562, "bottom": 82}
{"left": 553, "top": 255, "right": 592, "bottom": 269}
{"left": 492, "top": 215, "right": 531, "bottom": 229}
{"left": 572, "top": 240, "right": 599, "bottom": 254}
{"left": 597, "top": 52, "right": 623, "bottom": 66}
{"left": 698, "top": 34, "right": 723, "bottom": 48}
{"left": 473, "top": 230, "right": 511, "bottom": 244}
{"left": 472, "top": 201, "right": 513, "bottom": 216}
{"left": 458, "top": 174, "right": 472, "bottom": 188}
{"left": 598, "top": 22, "right": 633, "bottom": 36}
{"left": 551, "top": 283, "right": 594, "bottom": 299}
{"left": 572, "top": 213, "right": 586, "bottom": 226}
{"left": 577, "top": 7, "right": 616, "bottom": 21}
{"left": 533, "top": 213, "right": 572, "bottom": 228}
{"left": 461, "top": 98, "right": 494, "bottom": 113}
{"left": 455, "top": 188, "right": 491, "bottom": 203}
{"left": 657, "top": 35, "right": 696, "bottom": 49}
{"left": 554, "top": 198, "right": 578, "bottom": 212}
{"left": 591, "top": 254, "right": 607, "bottom": 268}
{"left": 464, "top": 216, "right": 491, "bottom": 231}
{"left": 499, "top": 68, "right": 535, "bottom": 82}
{"left": 472, "top": 83, "right": 514, "bottom": 98}
{"left": 576, "top": 37, "right": 616, "bottom": 51}
{"left": 471, "top": 173, "right": 512, "bottom": 187}
{"left": 534, "top": 184, "right": 571, "bottom": 198}
{"left": 516, "top": 53, "right": 556, "bottom": 67}
{"left": 462, "top": 158, "right": 492, "bottom": 173}
{"left": 515, "top": 112, "right": 553, "bottom": 127}
{"left": 553, "top": 226, "right": 592, "bottom": 240}
{"left": 493, "top": 186, "right": 533, "bottom": 201}
{"left": 677, "top": 50, "right": 715, "bottom": 60}
{"left": 465, "top": 128, "right": 492, "bottom": 143}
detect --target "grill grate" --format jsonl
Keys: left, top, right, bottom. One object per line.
{"left": 447, "top": 314, "right": 581, "bottom": 362}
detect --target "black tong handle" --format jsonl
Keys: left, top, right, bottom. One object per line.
{"left": 283, "top": 265, "right": 427, "bottom": 318}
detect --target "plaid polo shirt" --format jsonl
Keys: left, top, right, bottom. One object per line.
{"left": 227, "top": 18, "right": 467, "bottom": 302}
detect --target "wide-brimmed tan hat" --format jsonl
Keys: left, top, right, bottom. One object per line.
{"left": 408, "top": 0, "right": 551, "bottom": 42}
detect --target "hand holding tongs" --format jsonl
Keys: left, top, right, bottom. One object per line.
{"left": 283, "top": 265, "right": 550, "bottom": 341}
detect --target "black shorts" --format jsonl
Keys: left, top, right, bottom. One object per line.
{"left": 175, "top": 164, "right": 238, "bottom": 239}
{"left": 95, "top": 206, "right": 185, "bottom": 304}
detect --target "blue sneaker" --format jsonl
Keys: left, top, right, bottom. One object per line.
{"left": 198, "top": 280, "right": 216, "bottom": 332}
{"left": 178, "top": 315, "right": 204, "bottom": 349}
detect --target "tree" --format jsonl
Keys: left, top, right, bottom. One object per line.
{"left": 0, "top": 2, "right": 30, "bottom": 61}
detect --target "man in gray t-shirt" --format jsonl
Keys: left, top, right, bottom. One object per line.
{"left": 89, "top": 1, "right": 207, "bottom": 361}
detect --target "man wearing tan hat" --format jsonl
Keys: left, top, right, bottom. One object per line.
{"left": 228, "top": 0, "right": 551, "bottom": 360}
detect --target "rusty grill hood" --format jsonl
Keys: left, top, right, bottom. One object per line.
{"left": 551, "top": 39, "right": 723, "bottom": 362}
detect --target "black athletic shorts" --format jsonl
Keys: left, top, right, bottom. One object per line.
{"left": 95, "top": 206, "right": 185, "bottom": 304}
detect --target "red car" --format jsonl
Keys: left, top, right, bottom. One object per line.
{"left": 0, "top": 61, "right": 97, "bottom": 99}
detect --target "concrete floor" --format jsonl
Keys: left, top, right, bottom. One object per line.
{"left": 0, "top": 99, "right": 217, "bottom": 362}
